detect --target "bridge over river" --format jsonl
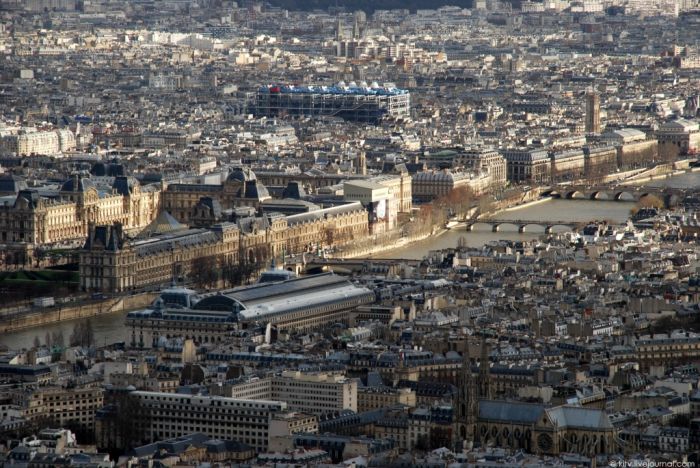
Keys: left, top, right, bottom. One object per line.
{"left": 466, "top": 219, "right": 588, "bottom": 233}
{"left": 542, "top": 184, "right": 690, "bottom": 205}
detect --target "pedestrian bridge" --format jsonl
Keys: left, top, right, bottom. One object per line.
{"left": 465, "top": 219, "right": 585, "bottom": 233}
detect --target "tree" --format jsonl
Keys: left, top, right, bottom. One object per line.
{"left": 33, "top": 335, "right": 41, "bottom": 349}
{"left": 52, "top": 331, "right": 65, "bottom": 348}
{"left": 222, "top": 255, "right": 244, "bottom": 288}
{"left": 33, "top": 248, "right": 47, "bottom": 268}
{"left": 638, "top": 194, "right": 664, "bottom": 209}
{"left": 190, "top": 255, "right": 219, "bottom": 289}
{"left": 457, "top": 236, "right": 468, "bottom": 250}
{"left": 322, "top": 226, "right": 335, "bottom": 249}
{"left": 70, "top": 319, "right": 95, "bottom": 348}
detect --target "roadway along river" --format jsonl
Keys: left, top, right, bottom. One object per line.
{"left": 373, "top": 198, "right": 636, "bottom": 260}
{"left": 0, "top": 182, "right": 681, "bottom": 351}
{"left": 0, "top": 308, "right": 133, "bottom": 351}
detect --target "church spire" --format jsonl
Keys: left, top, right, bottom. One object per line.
{"left": 477, "top": 336, "right": 493, "bottom": 400}
{"left": 336, "top": 18, "right": 344, "bottom": 42}
{"left": 455, "top": 335, "right": 478, "bottom": 451}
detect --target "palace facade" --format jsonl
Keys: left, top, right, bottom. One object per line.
{"left": 0, "top": 174, "right": 160, "bottom": 261}
{"left": 161, "top": 167, "right": 271, "bottom": 223}
{"left": 80, "top": 201, "right": 370, "bottom": 293}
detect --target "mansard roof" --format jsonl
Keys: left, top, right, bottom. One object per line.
{"left": 60, "top": 174, "right": 95, "bottom": 193}
{"left": 0, "top": 174, "right": 28, "bottom": 194}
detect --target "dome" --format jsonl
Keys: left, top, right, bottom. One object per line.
{"left": 60, "top": 174, "right": 95, "bottom": 193}
{"left": 227, "top": 166, "right": 256, "bottom": 183}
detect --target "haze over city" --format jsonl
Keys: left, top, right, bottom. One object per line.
{"left": 1, "top": 0, "right": 700, "bottom": 466}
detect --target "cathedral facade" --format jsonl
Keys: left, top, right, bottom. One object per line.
{"left": 454, "top": 336, "right": 617, "bottom": 457}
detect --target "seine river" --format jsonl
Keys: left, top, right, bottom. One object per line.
{"left": 372, "top": 198, "right": 636, "bottom": 259}
{"left": 1, "top": 172, "right": 698, "bottom": 350}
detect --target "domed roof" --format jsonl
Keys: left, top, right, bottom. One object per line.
{"left": 60, "top": 174, "right": 95, "bottom": 193}
{"left": 226, "top": 166, "right": 256, "bottom": 183}
{"left": 0, "top": 174, "right": 28, "bottom": 194}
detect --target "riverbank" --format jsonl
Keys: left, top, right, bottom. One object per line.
{"left": 494, "top": 196, "right": 552, "bottom": 215}
{"left": 371, "top": 199, "right": 637, "bottom": 260}
{"left": 622, "top": 160, "right": 693, "bottom": 185}
{"left": 0, "top": 292, "right": 156, "bottom": 334}
{"left": 343, "top": 189, "right": 545, "bottom": 259}
{"left": 336, "top": 227, "right": 451, "bottom": 259}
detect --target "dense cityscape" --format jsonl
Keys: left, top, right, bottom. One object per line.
{"left": 1, "top": 0, "right": 700, "bottom": 466}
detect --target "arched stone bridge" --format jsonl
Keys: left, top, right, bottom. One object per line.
{"left": 542, "top": 185, "right": 688, "bottom": 206}
{"left": 466, "top": 219, "right": 585, "bottom": 233}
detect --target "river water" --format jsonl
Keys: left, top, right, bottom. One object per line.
{"left": 0, "top": 309, "right": 133, "bottom": 351}
{"left": 2, "top": 172, "right": 698, "bottom": 351}
{"left": 372, "top": 198, "right": 636, "bottom": 260}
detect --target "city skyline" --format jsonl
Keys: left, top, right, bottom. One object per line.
{"left": 1, "top": 0, "right": 700, "bottom": 466}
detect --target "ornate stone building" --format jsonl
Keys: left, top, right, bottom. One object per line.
{"left": 80, "top": 201, "right": 370, "bottom": 293}
{"left": 454, "top": 337, "right": 493, "bottom": 450}
{"left": 80, "top": 213, "right": 242, "bottom": 292}
{"left": 0, "top": 174, "right": 160, "bottom": 261}
{"left": 458, "top": 147, "right": 507, "bottom": 188}
{"left": 656, "top": 118, "right": 700, "bottom": 159}
{"left": 161, "top": 167, "right": 271, "bottom": 223}
{"left": 502, "top": 148, "right": 551, "bottom": 185}
{"left": 284, "top": 202, "right": 369, "bottom": 255}
{"left": 475, "top": 401, "right": 616, "bottom": 456}
{"left": 0, "top": 128, "right": 76, "bottom": 156}
{"left": 550, "top": 149, "right": 585, "bottom": 182}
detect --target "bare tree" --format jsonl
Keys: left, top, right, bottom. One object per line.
{"left": 639, "top": 194, "right": 664, "bottom": 209}
{"left": 70, "top": 319, "right": 95, "bottom": 348}
{"left": 52, "top": 331, "right": 65, "bottom": 348}
{"left": 457, "top": 236, "right": 468, "bottom": 250}
{"left": 190, "top": 255, "right": 219, "bottom": 289}
{"left": 221, "top": 255, "right": 244, "bottom": 288}
{"left": 322, "top": 226, "right": 335, "bottom": 249}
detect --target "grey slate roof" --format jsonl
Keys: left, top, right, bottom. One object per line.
{"left": 546, "top": 406, "right": 613, "bottom": 430}
{"left": 478, "top": 400, "right": 545, "bottom": 424}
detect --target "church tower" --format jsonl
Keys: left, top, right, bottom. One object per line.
{"left": 455, "top": 337, "right": 478, "bottom": 451}
{"left": 336, "top": 18, "right": 344, "bottom": 41}
{"left": 456, "top": 335, "right": 494, "bottom": 451}
{"left": 477, "top": 336, "right": 493, "bottom": 400}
